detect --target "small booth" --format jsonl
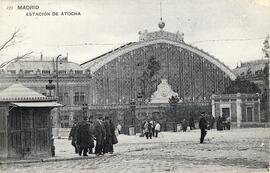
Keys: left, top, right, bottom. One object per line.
{"left": 212, "top": 93, "right": 261, "bottom": 128}
{"left": 0, "top": 83, "right": 62, "bottom": 159}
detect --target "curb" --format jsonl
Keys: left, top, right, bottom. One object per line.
{"left": 0, "top": 154, "right": 117, "bottom": 165}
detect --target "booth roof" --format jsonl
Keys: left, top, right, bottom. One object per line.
{"left": 0, "top": 83, "right": 55, "bottom": 102}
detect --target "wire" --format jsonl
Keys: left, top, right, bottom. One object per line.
{"left": 191, "top": 37, "right": 265, "bottom": 44}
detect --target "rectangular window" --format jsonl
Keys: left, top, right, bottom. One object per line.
{"left": 58, "top": 70, "right": 66, "bottom": 75}
{"left": 75, "top": 70, "right": 83, "bottom": 75}
{"left": 64, "top": 92, "right": 69, "bottom": 105}
{"left": 74, "top": 92, "right": 85, "bottom": 105}
{"left": 42, "top": 70, "right": 50, "bottom": 74}
{"left": 58, "top": 92, "right": 63, "bottom": 102}
{"left": 80, "top": 92, "right": 85, "bottom": 103}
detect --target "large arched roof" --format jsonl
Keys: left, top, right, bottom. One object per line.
{"left": 81, "top": 32, "right": 236, "bottom": 80}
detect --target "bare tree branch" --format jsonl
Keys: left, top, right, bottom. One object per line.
{"left": 0, "top": 51, "right": 34, "bottom": 68}
{"left": 0, "top": 29, "right": 22, "bottom": 52}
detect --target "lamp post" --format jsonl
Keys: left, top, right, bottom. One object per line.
{"left": 130, "top": 99, "right": 136, "bottom": 126}
{"left": 55, "top": 54, "right": 62, "bottom": 138}
{"left": 45, "top": 79, "right": 56, "bottom": 156}
{"left": 137, "top": 92, "right": 143, "bottom": 135}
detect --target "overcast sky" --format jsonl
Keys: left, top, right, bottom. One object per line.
{"left": 0, "top": 0, "right": 269, "bottom": 69}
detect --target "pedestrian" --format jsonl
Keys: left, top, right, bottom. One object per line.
{"left": 76, "top": 114, "right": 92, "bottom": 156}
{"left": 144, "top": 121, "right": 150, "bottom": 139}
{"left": 88, "top": 117, "right": 95, "bottom": 154}
{"left": 209, "top": 115, "right": 215, "bottom": 129}
{"left": 182, "top": 118, "right": 188, "bottom": 132}
{"left": 109, "top": 118, "right": 118, "bottom": 153}
{"left": 148, "top": 121, "right": 153, "bottom": 139}
{"left": 117, "top": 123, "right": 122, "bottom": 134}
{"left": 94, "top": 116, "right": 106, "bottom": 156}
{"left": 189, "top": 115, "right": 195, "bottom": 130}
{"left": 217, "top": 116, "right": 223, "bottom": 131}
{"left": 154, "top": 122, "right": 161, "bottom": 137}
{"left": 103, "top": 116, "right": 113, "bottom": 154}
{"left": 226, "top": 116, "right": 231, "bottom": 130}
{"left": 68, "top": 119, "right": 78, "bottom": 154}
{"left": 222, "top": 115, "right": 227, "bottom": 130}
{"left": 151, "top": 121, "right": 155, "bottom": 137}
{"left": 199, "top": 112, "right": 207, "bottom": 144}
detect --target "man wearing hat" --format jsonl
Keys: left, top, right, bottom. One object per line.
{"left": 76, "top": 112, "right": 91, "bottom": 156}
{"left": 199, "top": 111, "right": 208, "bottom": 143}
{"left": 68, "top": 118, "right": 78, "bottom": 154}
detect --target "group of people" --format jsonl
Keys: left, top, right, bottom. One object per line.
{"left": 69, "top": 115, "right": 118, "bottom": 156}
{"left": 143, "top": 120, "right": 161, "bottom": 139}
{"left": 216, "top": 116, "right": 231, "bottom": 131}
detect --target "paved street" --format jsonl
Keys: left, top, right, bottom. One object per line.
{"left": 1, "top": 128, "right": 269, "bottom": 173}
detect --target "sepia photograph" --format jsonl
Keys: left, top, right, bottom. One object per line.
{"left": 0, "top": 0, "right": 269, "bottom": 172}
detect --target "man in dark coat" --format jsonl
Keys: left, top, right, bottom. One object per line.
{"left": 103, "top": 117, "right": 113, "bottom": 154}
{"left": 76, "top": 115, "right": 92, "bottom": 156}
{"left": 68, "top": 120, "right": 78, "bottom": 154}
{"left": 94, "top": 117, "right": 106, "bottom": 156}
{"left": 217, "top": 116, "right": 223, "bottom": 131}
{"left": 189, "top": 115, "right": 195, "bottom": 130}
{"left": 182, "top": 118, "right": 188, "bottom": 132}
{"left": 199, "top": 112, "right": 207, "bottom": 144}
{"left": 88, "top": 117, "right": 95, "bottom": 154}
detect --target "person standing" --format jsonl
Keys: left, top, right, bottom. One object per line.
{"left": 154, "top": 122, "right": 161, "bottom": 137}
{"left": 189, "top": 115, "right": 195, "bottom": 130}
{"left": 103, "top": 116, "right": 113, "bottom": 154}
{"left": 217, "top": 116, "right": 223, "bottom": 131}
{"left": 117, "top": 123, "right": 122, "bottom": 134}
{"left": 226, "top": 116, "right": 231, "bottom": 130}
{"left": 182, "top": 118, "right": 188, "bottom": 132}
{"left": 199, "top": 112, "right": 207, "bottom": 144}
{"left": 94, "top": 117, "right": 106, "bottom": 156}
{"left": 76, "top": 115, "right": 91, "bottom": 156}
{"left": 109, "top": 118, "right": 117, "bottom": 153}
{"left": 144, "top": 121, "right": 150, "bottom": 139}
{"left": 68, "top": 120, "right": 78, "bottom": 154}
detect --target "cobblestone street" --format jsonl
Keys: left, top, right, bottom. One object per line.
{"left": 1, "top": 128, "right": 269, "bottom": 173}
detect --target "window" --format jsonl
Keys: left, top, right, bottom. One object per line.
{"left": 75, "top": 70, "right": 83, "bottom": 75}
{"left": 25, "top": 70, "right": 33, "bottom": 74}
{"left": 74, "top": 92, "right": 85, "bottom": 105}
{"left": 64, "top": 92, "right": 69, "bottom": 105}
{"left": 42, "top": 70, "right": 50, "bottom": 74}
{"left": 59, "top": 92, "right": 63, "bottom": 102}
{"left": 8, "top": 70, "right": 16, "bottom": 74}
{"left": 58, "top": 70, "right": 66, "bottom": 75}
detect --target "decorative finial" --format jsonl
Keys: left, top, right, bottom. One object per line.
{"left": 158, "top": 1, "right": 165, "bottom": 30}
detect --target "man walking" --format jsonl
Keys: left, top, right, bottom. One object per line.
{"left": 68, "top": 119, "right": 78, "bottom": 154}
{"left": 76, "top": 115, "right": 91, "bottom": 156}
{"left": 154, "top": 122, "right": 161, "bottom": 137}
{"left": 199, "top": 112, "right": 207, "bottom": 144}
{"left": 94, "top": 117, "right": 106, "bottom": 156}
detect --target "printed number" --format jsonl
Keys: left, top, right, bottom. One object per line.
{"left": 6, "top": 6, "right": 13, "bottom": 10}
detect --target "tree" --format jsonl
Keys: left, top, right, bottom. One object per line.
{"left": 139, "top": 56, "right": 160, "bottom": 101}
{"left": 167, "top": 95, "right": 180, "bottom": 132}
{"left": 223, "top": 77, "right": 261, "bottom": 94}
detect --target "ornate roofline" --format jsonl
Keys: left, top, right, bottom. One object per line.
{"left": 82, "top": 38, "right": 236, "bottom": 80}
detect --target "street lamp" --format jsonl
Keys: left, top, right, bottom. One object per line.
{"left": 137, "top": 92, "right": 143, "bottom": 135}
{"left": 55, "top": 54, "right": 62, "bottom": 138}
{"left": 130, "top": 99, "right": 136, "bottom": 126}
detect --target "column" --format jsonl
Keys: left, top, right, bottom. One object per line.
{"left": 211, "top": 98, "right": 215, "bottom": 117}
{"left": 236, "top": 93, "right": 242, "bottom": 128}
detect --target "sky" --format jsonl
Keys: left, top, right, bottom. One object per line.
{"left": 0, "top": 0, "right": 269, "bottom": 69}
